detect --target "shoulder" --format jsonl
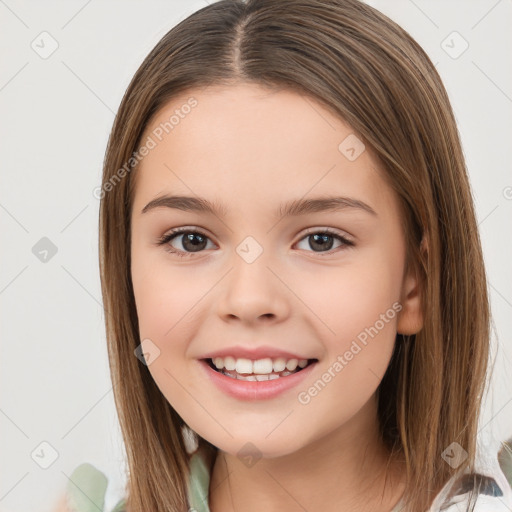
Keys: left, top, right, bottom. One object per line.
{"left": 60, "top": 463, "right": 126, "bottom": 512}
{"left": 440, "top": 495, "right": 512, "bottom": 511}
{"left": 430, "top": 470, "right": 512, "bottom": 512}
{"left": 187, "top": 448, "right": 213, "bottom": 511}
{"left": 59, "top": 452, "right": 209, "bottom": 512}
{"left": 425, "top": 439, "right": 512, "bottom": 512}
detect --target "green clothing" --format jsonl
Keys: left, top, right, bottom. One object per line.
{"left": 65, "top": 448, "right": 512, "bottom": 511}
{"left": 64, "top": 450, "right": 209, "bottom": 512}
{"left": 64, "top": 449, "right": 403, "bottom": 512}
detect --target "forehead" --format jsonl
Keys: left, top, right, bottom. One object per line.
{"left": 132, "top": 83, "right": 398, "bottom": 221}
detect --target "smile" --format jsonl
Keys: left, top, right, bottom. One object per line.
{"left": 199, "top": 357, "right": 319, "bottom": 401}
{"left": 205, "top": 356, "right": 316, "bottom": 381}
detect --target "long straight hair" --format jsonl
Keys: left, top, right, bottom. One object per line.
{"left": 98, "top": 1, "right": 491, "bottom": 510}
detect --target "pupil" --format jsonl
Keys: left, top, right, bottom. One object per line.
{"left": 183, "top": 232, "right": 207, "bottom": 252}
{"left": 310, "top": 233, "right": 333, "bottom": 251}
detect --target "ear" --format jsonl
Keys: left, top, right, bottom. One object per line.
{"left": 397, "top": 237, "right": 427, "bottom": 335}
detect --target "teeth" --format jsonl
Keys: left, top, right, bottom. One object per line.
{"left": 272, "top": 357, "right": 287, "bottom": 372}
{"left": 211, "top": 356, "right": 310, "bottom": 375}
{"left": 235, "top": 358, "right": 254, "bottom": 375}
{"left": 286, "top": 359, "right": 298, "bottom": 371}
{"left": 226, "top": 371, "right": 288, "bottom": 381}
{"left": 253, "top": 358, "right": 273, "bottom": 374}
{"left": 224, "top": 356, "right": 236, "bottom": 371}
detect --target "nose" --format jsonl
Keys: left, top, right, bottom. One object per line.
{"left": 215, "top": 252, "right": 291, "bottom": 326}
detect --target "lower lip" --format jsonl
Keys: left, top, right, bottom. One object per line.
{"left": 199, "top": 359, "right": 318, "bottom": 401}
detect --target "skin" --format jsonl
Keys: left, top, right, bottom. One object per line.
{"left": 130, "top": 83, "right": 423, "bottom": 512}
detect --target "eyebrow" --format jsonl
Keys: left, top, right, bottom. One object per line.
{"left": 141, "top": 194, "right": 378, "bottom": 218}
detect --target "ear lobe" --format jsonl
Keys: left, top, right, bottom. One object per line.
{"left": 397, "top": 237, "right": 427, "bottom": 335}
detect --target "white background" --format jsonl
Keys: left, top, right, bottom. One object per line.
{"left": 1, "top": 1, "right": 511, "bottom": 511}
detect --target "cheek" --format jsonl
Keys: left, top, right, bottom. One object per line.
{"left": 131, "top": 244, "right": 206, "bottom": 340}
{"left": 130, "top": 250, "right": 219, "bottom": 394}
{"left": 301, "top": 259, "right": 401, "bottom": 340}
{"left": 294, "top": 247, "right": 403, "bottom": 379}
{"left": 293, "top": 267, "right": 400, "bottom": 423}
{"left": 130, "top": 254, "right": 205, "bottom": 404}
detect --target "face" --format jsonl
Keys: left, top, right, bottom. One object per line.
{"left": 130, "top": 83, "right": 422, "bottom": 459}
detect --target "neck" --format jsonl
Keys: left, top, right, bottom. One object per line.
{"left": 207, "top": 394, "right": 406, "bottom": 512}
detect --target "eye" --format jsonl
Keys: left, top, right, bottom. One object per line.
{"left": 156, "top": 227, "right": 354, "bottom": 258}
{"left": 156, "top": 228, "right": 216, "bottom": 258}
{"left": 295, "top": 228, "right": 354, "bottom": 255}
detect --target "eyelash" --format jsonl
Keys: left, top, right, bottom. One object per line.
{"left": 156, "top": 227, "right": 354, "bottom": 259}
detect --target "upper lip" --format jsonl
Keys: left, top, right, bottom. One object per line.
{"left": 200, "top": 345, "right": 316, "bottom": 361}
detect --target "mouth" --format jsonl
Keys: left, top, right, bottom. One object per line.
{"left": 202, "top": 357, "right": 319, "bottom": 381}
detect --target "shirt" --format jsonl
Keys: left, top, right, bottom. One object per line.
{"left": 64, "top": 448, "right": 512, "bottom": 512}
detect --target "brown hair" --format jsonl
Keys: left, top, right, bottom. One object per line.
{"left": 98, "top": 0, "right": 491, "bottom": 510}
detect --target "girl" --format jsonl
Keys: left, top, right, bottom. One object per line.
{"left": 61, "top": 0, "right": 512, "bottom": 511}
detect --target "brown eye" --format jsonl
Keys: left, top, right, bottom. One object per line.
{"left": 295, "top": 229, "right": 354, "bottom": 254}
{"left": 173, "top": 231, "right": 208, "bottom": 252}
{"left": 157, "top": 228, "right": 215, "bottom": 257}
